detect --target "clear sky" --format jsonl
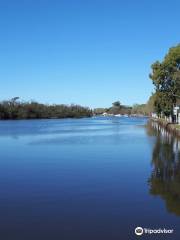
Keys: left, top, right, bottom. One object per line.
{"left": 0, "top": 0, "right": 180, "bottom": 108}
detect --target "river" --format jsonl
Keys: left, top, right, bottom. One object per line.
{"left": 0, "top": 117, "right": 179, "bottom": 239}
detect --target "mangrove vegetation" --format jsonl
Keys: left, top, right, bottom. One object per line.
{"left": 0, "top": 98, "right": 92, "bottom": 120}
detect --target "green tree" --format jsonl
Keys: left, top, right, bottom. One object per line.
{"left": 0, "top": 99, "right": 92, "bottom": 120}
{"left": 112, "top": 101, "right": 121, "bottom": 108}
{"left": 149, "top": 44, "right": 180, "bottom": 118}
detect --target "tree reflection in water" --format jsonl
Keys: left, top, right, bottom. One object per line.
{"left": 147, "top": 121, "right": 180, "bottom": 216}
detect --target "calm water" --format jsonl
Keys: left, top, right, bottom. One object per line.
{"left": 0, "top": 117, "right": 179, "bottom": 240}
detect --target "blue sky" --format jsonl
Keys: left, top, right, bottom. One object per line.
{"left": 0, "top": 0, "right": 180, "bottom": 108}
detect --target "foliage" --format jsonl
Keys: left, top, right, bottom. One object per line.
{"left": 131, "top": 104, "right": 148, "bottom": 115}
{"left": 112, "top": 101, "right": 121, "bottom": 107}
{"left": 108, "top": 101, "right": 131, "bottom": 115}
{"left": 93, "top": 108, "right": 108, "bottom": 115}
{"left": 0, "top": 98, "right": 92, "bottom": 120}
{"left": 149, "top": 44, "right": 180, "bottom": 116}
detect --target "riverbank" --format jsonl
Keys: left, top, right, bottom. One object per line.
{"left": 151, "top": 118, "right": 180, "bottom": 137}
{"left": 94, "top": 113, "right": 148, "bottom": 118}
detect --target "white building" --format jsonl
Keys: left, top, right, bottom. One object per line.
{"left": 173, "top": 105, "right": 180, "bottom": 124}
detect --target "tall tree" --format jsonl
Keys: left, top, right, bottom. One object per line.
{"left": 150, "top": 44, "right": 180, "bottom": 117}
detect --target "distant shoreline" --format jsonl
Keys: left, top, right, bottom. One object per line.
{"left": 0, "top": 98, "right": 150, "bottom": 120}
{"left": 0, "top": 115, "right": 149, "bottom": 121}
{"left": 0, "top": 99, "right": 92, "bottom": 120}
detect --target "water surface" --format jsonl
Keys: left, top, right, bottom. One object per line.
{"left": 0, "top": 117, "right": 179, "bottom": 239}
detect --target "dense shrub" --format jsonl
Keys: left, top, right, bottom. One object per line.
{"left": 0, "top": 99, "right": 92, "bottom": 120}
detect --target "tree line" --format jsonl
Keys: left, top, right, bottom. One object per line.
{"left": 0, "top": 98, "right": 152, "bottom": 120}
{"left": 94, "top": 101, "right": 152, "bottom": 116}
{"left": 94, "top": 101, "right": 132, "bottom": 115}
{"left": 0, "top": 98, "right": 92, "bottom": 120}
